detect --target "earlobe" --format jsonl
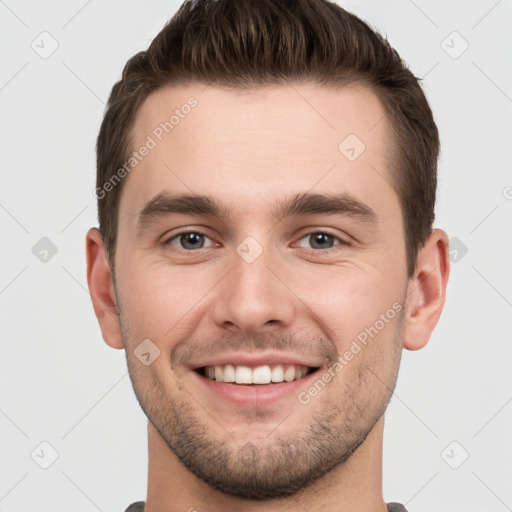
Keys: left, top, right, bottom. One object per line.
{"left": 403, "top": 228, "right": 450, "bottom": 351}
{"left": 85, "top": 227, "right": 124, "bottom": 350}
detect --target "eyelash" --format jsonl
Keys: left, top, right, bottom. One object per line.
{"left": 163, "top": 229, "right": 349, "bottom": 252}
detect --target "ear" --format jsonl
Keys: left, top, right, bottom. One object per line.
{"left": 85, "top": 227, "right": 124, "bottom": 349}
{"left": 403, "top": 228, "right": 450, "bottom": 351}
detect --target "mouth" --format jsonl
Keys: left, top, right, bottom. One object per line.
{"left": 195, "top": 364, "right": 319, "bottom": 385}
{"left": 189, "top": 353, "right": 324, "bottom": 406}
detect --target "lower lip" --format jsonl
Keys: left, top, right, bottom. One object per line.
{"left": 191, "top": 369, "right": 320, "bottom": 407}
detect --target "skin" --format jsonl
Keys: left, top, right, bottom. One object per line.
{"left": 86, "top": 83, "right": 450, "bottom": 512}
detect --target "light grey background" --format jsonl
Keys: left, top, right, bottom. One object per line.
{"left": 1, "top": 1, "right": 511, "bottom": 511}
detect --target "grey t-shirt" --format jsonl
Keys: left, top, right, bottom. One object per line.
{"left": 125, "top": 501, "right": 408, "bottom": 511}
{"left": 387, "top": 504, "right": 409, "bottom": 512}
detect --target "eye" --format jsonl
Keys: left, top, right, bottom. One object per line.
{"left": 296, "top": 232, "right": 345, "bottom": 250}
{"left": 165, "top": 231, "right": 218, "bottom": 250}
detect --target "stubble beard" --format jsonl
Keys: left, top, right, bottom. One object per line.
{"left": 118, "top": 303, "right": 405, "bottom": 500}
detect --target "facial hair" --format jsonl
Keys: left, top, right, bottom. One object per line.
{"left": 119, "top": 305, "right": 405, "bottom": 500}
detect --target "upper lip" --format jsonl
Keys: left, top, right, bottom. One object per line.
{"left": 189, "top": 351, "right": 323, "bottom": 370}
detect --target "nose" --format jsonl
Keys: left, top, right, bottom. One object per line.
{"left": 210, "top": 246, "right": 296, "bottom": 335}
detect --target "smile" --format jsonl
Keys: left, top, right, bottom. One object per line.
{"left": 196, "top": 364, "right": 318, "bottom": 384}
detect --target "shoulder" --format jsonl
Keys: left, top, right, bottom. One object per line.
{"left": 387, "top": 503, "right": 409, "bottom": 512}
{"left": 124, "top": 502, "right": 145, "bottom": 512}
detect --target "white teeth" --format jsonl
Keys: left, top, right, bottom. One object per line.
{"left": 252, "top": 365, "right": 272, "bottom": 384}
{"left": 283, "top": 366, "right": 295, "bottom": 382}
{"left": 235, "top": 365, "right": 252, "bottom": 384}
{"left": 202, "top": 363, "right": 312, "bottom": 384}
{"left": 223, "top": 364, "right": 236, "bottom": 382}
{"left": 271, "top": 365, "right": 284, "bottom": 382}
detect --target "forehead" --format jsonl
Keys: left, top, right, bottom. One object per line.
{"left": 120, "top": 82, "right": 396, "bottom": 221}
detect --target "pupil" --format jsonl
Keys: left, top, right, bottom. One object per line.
{"left": 182, "top": 233, "right": 203, "bottom": 249}
{"left": 312, "top": 233, "right": 333, "bottom": 249}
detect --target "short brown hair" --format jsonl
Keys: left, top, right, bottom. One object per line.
{"left": 96, "top": 0, "right": 439, "bottom": 277}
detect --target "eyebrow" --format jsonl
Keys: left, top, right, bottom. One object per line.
{"left": 136, "top": 191, "right": 377, "bottom": 234}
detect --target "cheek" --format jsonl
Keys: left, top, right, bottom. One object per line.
{"left": 291, "top": 264, "right": 404, "bottom": 353}
{"left": 116, "top": 258, "right": 217, "bottom": 340}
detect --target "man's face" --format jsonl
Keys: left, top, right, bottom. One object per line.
{"left": 114, "top": 83, "right": 409, "bottom": 499}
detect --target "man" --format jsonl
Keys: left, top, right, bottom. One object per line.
{"left": 86, "top": 0, "right": 450, "bottom": 510}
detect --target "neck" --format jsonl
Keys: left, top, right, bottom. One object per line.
{"left": 144, "top": 415, "right": 389, "bottom": 512}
